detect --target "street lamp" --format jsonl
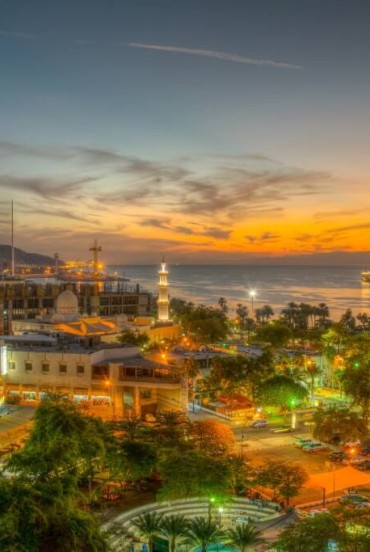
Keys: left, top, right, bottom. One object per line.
{"left": 249, "top": 289, "right": 257, "bottom": 314}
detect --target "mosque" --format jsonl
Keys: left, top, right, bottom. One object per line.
{"left": 11, "top": 287, "right": 118, "bottom": 345}
{"left": 0, "top": 261, "right": 185, "bottom": 417}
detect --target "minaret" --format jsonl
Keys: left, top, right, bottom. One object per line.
{"left": 157, "top": 256, "right": 170, "bottom": 322}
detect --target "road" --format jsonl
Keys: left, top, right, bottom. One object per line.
{"left": 0, "top": 406, "right": 35, "bottom": 448}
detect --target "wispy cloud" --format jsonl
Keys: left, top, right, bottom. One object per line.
{"left": 0, "top": 30, "right": 39, "bottom": 39}
{"left": 128, "top": 43, "right": 302, "bottom": 70}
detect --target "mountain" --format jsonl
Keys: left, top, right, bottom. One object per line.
{"left": 0, "top": 245, "right": 62, "bottom": 267}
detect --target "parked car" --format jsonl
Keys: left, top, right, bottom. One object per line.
{"left": 355, "top": 502, "right": 370, "bottom": 509}
{"left": 349, "top": 455, "right": 368, "bottom": 465}
{"left": 295, "top": 438, "right": 314, "bottom": 448}
{"left": 338, "top": 493, "right": 369, "bottom": 505}
{"left": 343, "top": 440, "right": 361, "bottom": 450}
{"left": 251, "top": 419, "right": 268, "bottom": 429}
{"left": 328, "top": 451, "right": 346, "bottom": 462}
{"left": 144, "top": 413, "right": 156, "bottom": 423}
{"left": 360, "top": 445, "right": 370, "bottom": 457}
{"left": 270, "top": 426, "right": 293, "bottom": 433}
{"left": 356, "top": 460, "right": 370, "bottom": 471}
{"left": 302, "top": 442, "right": 327, "bottom": 452}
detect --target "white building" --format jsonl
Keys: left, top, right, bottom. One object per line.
{"left": 0, "top": 335, "right": 187, "bottom": 418}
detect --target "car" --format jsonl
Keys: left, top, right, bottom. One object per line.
{"left": 338, "top": 493, "right": 369, "bottom": 505}
{"left": 328, "top": 451, "right": 346, "bottom": 462}
{"left": 304, "top": 444, "right": 328, "bottom": 452}
{"left": 302, "top": 442, "right": 327, "bottom": 452}
{"left": 356, "top": 460, "right": 370, "bottom": 471}
{"left": 349, "top": 455, "right": 368, "bottom": 465}
{"left": 251, "top": 420, "right": 268, "bottom": 429}
{"left": 294, "top": 438, "right": 314, "bottom": 448}
{"left": 343, "top": 440, "right": 361, "bottom": 449}
{"left": 354, "top": 502, "right": 370, "bottom": 509}
{"left": 308, "top": 508, "right": 330, "bottom": 516}
{"left": 270, "top": 426, "right": 293, "bottom": 433}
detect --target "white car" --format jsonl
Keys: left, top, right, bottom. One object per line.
{"left": 355, "top": 502, "right": 370, "bottom": 509}
{"left": 251, "top": 420, "right": 268, "bottom": 429}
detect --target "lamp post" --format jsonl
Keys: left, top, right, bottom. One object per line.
{"left": 208, "top": 497, "right": 215, "bottom": 521}
{"left": 105, "top": 379, "right": 115, "bottom": 419}
{"left": 249, "top": 290, "right": 257, "bottom": 314}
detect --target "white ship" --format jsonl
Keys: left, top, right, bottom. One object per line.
{"left": 361, "top": 270, "right": 370, "bottom": 283}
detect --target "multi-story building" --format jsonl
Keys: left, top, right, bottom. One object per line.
{"left": 0, "top": 280, "right": 154, "bottom": 334}
{"left": 0, "top": 335, "right": 187, "bottom": 418}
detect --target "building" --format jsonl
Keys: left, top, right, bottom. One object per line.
{"left": 0, "top": 280, "right": 154, "bottom": 334}
{"left": 0, "top": 335, "right": 187, "bottom": 418}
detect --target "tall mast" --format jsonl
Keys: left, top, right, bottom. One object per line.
{"left": 89, "top": 239, "right": 101, "bottom": 278}
{"left": 11, "top": 200, "right": 15, "bottom": 277}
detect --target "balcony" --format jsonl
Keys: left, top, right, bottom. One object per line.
{"left": 119, "top": 366, "right": 181, "bottom": 384}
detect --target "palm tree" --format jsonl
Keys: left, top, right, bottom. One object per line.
{"left": 186, "top": 517, "right": 225, "bottom": 552}
{"left": 160, "top": 515, "right": 189, "bottom": 552}
{"left": 131, "top": 512, "right": 163, "bottom": 552}
{"left": 218, "top": 297, "right": 228, "bottom": 314}
{"left": 184, "top": 357, "right": 200, "bottom": 412}
{"left": 227, "top": 524, "right": 265, "bottom": 552}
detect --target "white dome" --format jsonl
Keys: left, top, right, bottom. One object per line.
{"left": 55, "top": 290, "right": 79, "bottom": 317}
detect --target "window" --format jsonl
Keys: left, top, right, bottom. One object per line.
{"left": 42, "top": 363, "right": 50, "bottom": 373}
{"left": 25, "top": 362, "right": 33, "bottom": 371}
{"left": 8, "top": 361, "right": 16, "bottom": 370}
{"left": 59, "top": 364, "right": 67, "bottom": 374}
{"left": 76, "top": 364, "right": 85, "bottom": 375}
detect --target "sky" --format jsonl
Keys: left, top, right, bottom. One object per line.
{"left": 0, "top": 0, "right": 370, "bottom": 265}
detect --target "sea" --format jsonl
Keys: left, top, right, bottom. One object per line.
{"left": 109, "top": 265, "right": 370, "bottom": 320}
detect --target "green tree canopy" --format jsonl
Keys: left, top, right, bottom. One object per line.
{"left": 257, "top": 375, "right": 308, "bottom": 410}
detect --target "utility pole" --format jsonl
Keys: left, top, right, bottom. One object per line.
{"left": 11, "top": 200, "right": 15, "bottom": 277}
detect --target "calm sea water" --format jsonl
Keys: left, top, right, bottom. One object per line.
{"left": 109, "top": 265, "right": 370, "bottom": 320}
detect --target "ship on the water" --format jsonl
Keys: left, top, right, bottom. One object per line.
{"left": 362, "top": 270, "right": 370, "bottom": 283}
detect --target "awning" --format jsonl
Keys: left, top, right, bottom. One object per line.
{"left": 307, "top": 466, "right": 370, "bottom": 494}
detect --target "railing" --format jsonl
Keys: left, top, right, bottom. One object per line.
{"left": 119, "top": 366, "right": 181, "bottom": 384}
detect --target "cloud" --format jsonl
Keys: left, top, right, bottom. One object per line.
{"left": 140, "top": 218, "right": 231, "bottom": 240}
{"left": 0, "top": 30, "right": 39, "bottom": 39}
{"left": 0, "top": 174, "right": 97, "bottom": 200}
{"left": 128, "top": 43, "right": 302, "bottom": 70}
{"left": 245, "top": 232, "right": 280, "bottom": 243}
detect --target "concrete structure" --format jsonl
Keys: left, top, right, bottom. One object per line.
{"left": 0, "top": 336, "right": 187, "bottom": 418}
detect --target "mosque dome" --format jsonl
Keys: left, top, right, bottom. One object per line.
{"left": 55, "top": 290, "right": 79, "bottom": 318}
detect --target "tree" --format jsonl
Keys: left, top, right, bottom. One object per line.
{"left": 155, "top": 410, "right": 189, "bottom": 445}
{"left": 256, "top": 460, "right": 307, "bottom": 506}
{"left": 275, "top": 514, "right": 340, "bottom": 552}
{"left": 160, "top": 515, "right": 189, "bottom": 552}
{"left": 340, "top": 309, "right": 356, "bottom": 332}
{"left": 227, "top": 454, "right": 253, "bottom": 496}
{"left": 257, "top": 375, "right": 308, "bottom": 412}
{"left": 190, "top": 420, "right": 236, "bottom": 456}
{"left": 313, "top": 406, "right": 367, "bottom": 445}
{"left": 227, "top": 524, "right": 265, "bottom": 552}
{"left": 158, "top": 450, "right": 231, "bottom": 500}
{"left": 254, "top": 321, "right": 293, "bottom": 349}
{"left": 117, "top": 330, "right": 149, "bottom": 348}
{"left": 218, "top": 297, "right": 228, "bottom": 314}
{"left": 341, "top": 361, "right": 370, "bottom": 421}
{"left": 131, "top": 512, "right": 163, "bottom": 552}
{"left": 305, "top": 359, "right": 322, "bottom": 401}
{"left": 185, "top": 517, "right": 225, "bottom": 552}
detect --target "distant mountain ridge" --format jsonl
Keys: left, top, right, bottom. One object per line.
{"left": 0, "top": 244, "right": 61, "bottom": 266}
